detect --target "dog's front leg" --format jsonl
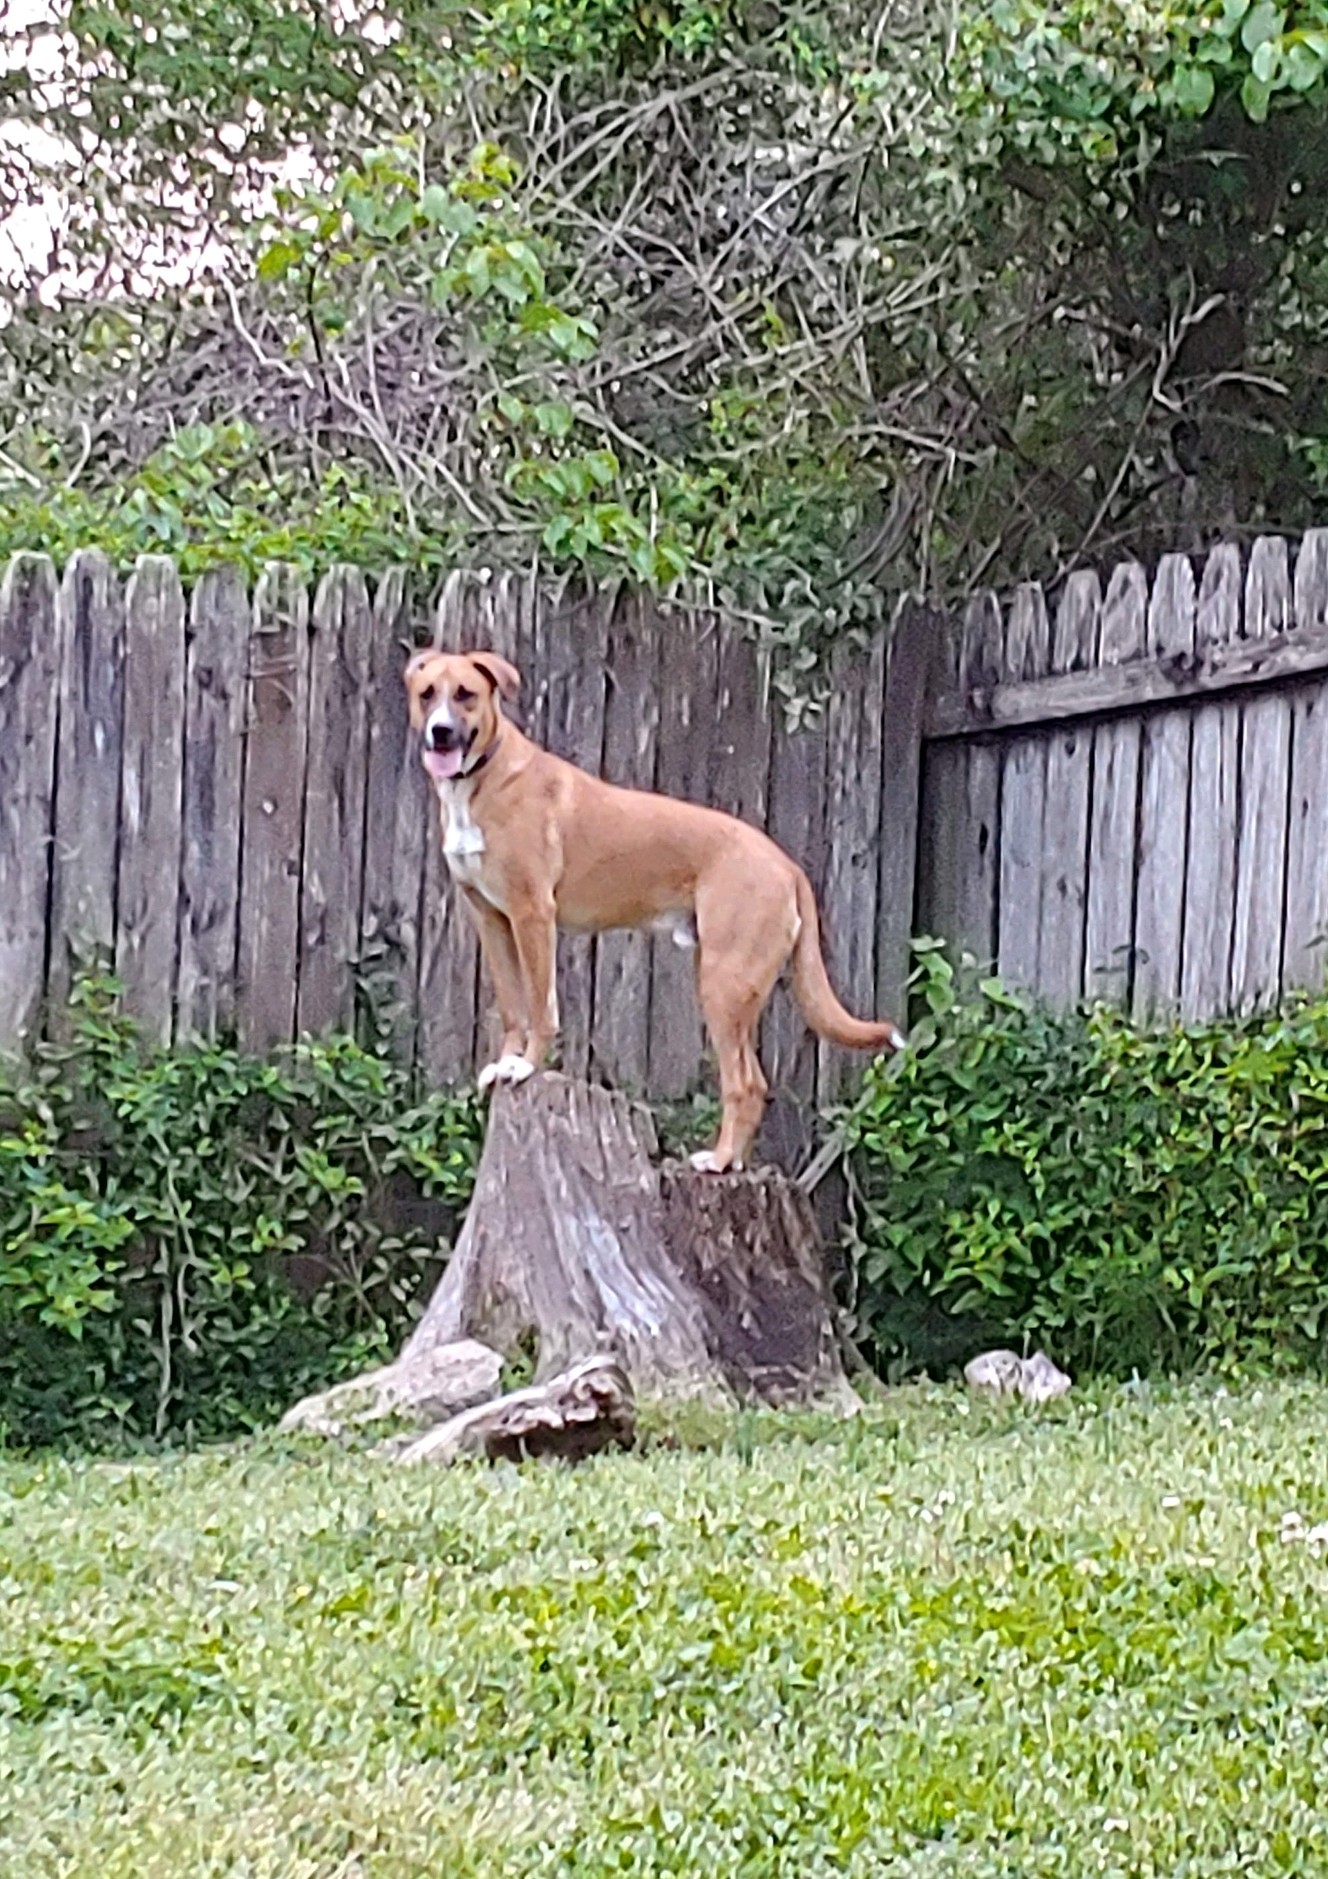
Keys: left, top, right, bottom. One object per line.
{"left": 462, "top": 890, "right": 533, "bottom": 1091}
{"left": 509, "top": 893, "right": 560, "bottom": 1072}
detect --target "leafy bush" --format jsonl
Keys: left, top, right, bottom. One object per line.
{"left": 0, "top": 979, "right": 482, "bottom": 1449}
{"left": 841, "top": 943, "right": 1328, "bottom": 1380}
{"left": 13, "top": 0, "right": 1328, "bottom": 683}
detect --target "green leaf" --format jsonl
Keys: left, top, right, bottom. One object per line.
{"left": 1250, "top": 37, "right": 1283, "bottom": 83}
{"left": 1241, "top": 70, "right": 1273, "bottom": 118}
{"left": 1240, "top": 0, "right": 1284, "bottom": 54}
{"left": 256, "top": 239, "right": 300, "bottom": 282}
{"left": 463, "top": 246, "right": 491, "bottom": 296}
{"left": 533, "top": 402, "right": 574, "bottom": 439}
{"left": 1283, "top": 40, "right": 1324, "bottom": 90}
{"left": 584, "top": 448, "right": 619, "bottom": 488}
{"left": 1171, "top": 62, "right": 1216, "bottom": 114}
{"left": 436, "top": 199, "right": 479, "bottom": 238}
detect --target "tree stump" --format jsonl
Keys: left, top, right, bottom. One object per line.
{"left": 282, "top": 1072, "right": 859, "bottom": 1452}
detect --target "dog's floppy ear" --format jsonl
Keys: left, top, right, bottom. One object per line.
{"left": 469, "top": 652, "right": 521, "bottom": 701}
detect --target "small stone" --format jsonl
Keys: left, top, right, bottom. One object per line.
{"left": 1017, "top": 1350, "right": 1072, "bottom": 1403}
{"left": 964, "top": 1348, "right": 1071, "bottom": 1403}
{"left": 964, "top": 1349, "right": 1025, "bottom": 1397}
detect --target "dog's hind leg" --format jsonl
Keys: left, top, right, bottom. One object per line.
{"left": 689, "top": 874, "right": 794, "bottom": 1173}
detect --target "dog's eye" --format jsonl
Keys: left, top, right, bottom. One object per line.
{"left": 454, "top": 686, "right": 476, "bottom": 706}
{"left": 420, "top": 684, "right": 435, "bottom": 705}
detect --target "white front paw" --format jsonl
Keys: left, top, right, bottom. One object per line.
{"left": 689, "top": 1149, "right": 729, "bottom": 1174}
{"left": 478, "top": 1054, "right": 536, "bottom": 1091}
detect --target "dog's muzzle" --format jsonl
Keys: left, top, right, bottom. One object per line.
{"left": 422, "top": 711, "right": 476, "bottom": 782}
{"left": 425, "top": 719, "right": 467, "bottom": 754}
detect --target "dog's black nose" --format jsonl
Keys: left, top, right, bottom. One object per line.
{"left": 426, "top": 720, "right": 461, "bottom": 752}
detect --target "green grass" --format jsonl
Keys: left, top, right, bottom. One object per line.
{"left": 3, "top": 1382, "right": 1328, "bottom": 1876}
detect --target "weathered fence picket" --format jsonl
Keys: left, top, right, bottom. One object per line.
{"left": 0, "top": 554, "right": 60, "bottom": 1052}
{"left": 117, "top": 556, "right": 186, "bottom": 1043}
{"left": 49, "top": 549, "right": 124, "bottom": 1012}
{"left": 1180, "top": 544, "right": 1242, "bottom": 1021}
{"left": 178, "top": 566, "right": 248, "bottom": 1040}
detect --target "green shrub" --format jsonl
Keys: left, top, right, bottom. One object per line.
{"left": 840, "top": 943, "right": 1328, "bottom": 1380}
{"left": 0, "top": 978, "right": 482, "bottom": 1449}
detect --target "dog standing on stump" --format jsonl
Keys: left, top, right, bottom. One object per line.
{"left": 405, "top": 647, "right": 906, "bottom": 1172}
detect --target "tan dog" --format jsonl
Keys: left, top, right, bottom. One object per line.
{"left": 405, "top": 647, "right": 905, "bottom": 1172}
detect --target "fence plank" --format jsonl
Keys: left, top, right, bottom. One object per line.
{"left": 358, "top": 569, "right": 427, "bottom": 1064}
{"left": 297, "top": 567, "right": 374, "bottom": 1038}
{"left": 1180, "top": 544, "right": 1243, "bottom": 1021}
{"left": 648, "top": 609, "right": 716, "bottom": 1097}
{"left": 1283, "top": 530, "right": 1328, "bottom": 996}
{"left": 117, "top": 557, "right": 186, "bottom": 1044}
{"left": 763, "top": 695, "right": 829, "bottom": 1134}
{"left": 1283, "top": 681, "right": 1328, "bottom": 996}
{"left": 592, "top": 589, "right": 661, "bottom": 1091}
{"left": 1084, "top": 562, "right": 1148, "bottom": 1004}
{"left": 177, "top": 567, "right": 247, "bottom": 1040}
{"left": 543, "top": 588, "right": 610, "bottom": 1080}
{"left": 49, "top": 550, "right": 125, "bottom": 1009}
{"left": 921, "top": 596, "right": 1003, "bottom": 968}
{"left": 416, "top": 821, "right": 475, "bottom": 1085}
{"left": 997, "top": 585, "right": 1049, "bottom": 994}
{"left": 1037, "top": 571, "right": 1101, "bottom": 1006}
{"left": 1132, "top": 553, "right": 1197, "bottom": 1020}
{"left": 1230, "top": 537, "right": 1294, "bottom": 1014}
{"left": 523, "top": 568, "right": 563, "bottom": 748}
{"left": 876, "top": 605, "right": 935, "bottom": 1024}
{"left": 818, "top": 629, "right": 888, "bottom": 1102}
{"left": 236, "top": 564, "right": 310, "bottom": 1053}
{"left": 0, "top": 554, "right": 61, "bottom": 1055}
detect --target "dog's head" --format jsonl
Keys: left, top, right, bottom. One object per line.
{"left": 403, "top": 649, "right": 521, "bottom": 783}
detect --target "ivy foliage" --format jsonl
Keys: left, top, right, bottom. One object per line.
{"left": 841, "top": 943, "right": 1328, "bottom": 1381}
{"left": 0, "top": 979, "right": 482, "bottom": 1449}
{"left": 5, "top": 2, "right": 1328, "bottom": 679}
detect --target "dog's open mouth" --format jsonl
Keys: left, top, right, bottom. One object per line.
{"left": 424, "top": 744, "right": 467, "bottom": 782}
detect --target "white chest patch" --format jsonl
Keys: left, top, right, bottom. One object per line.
{"left": 439, "top": 786, "right": 487, "bottom": 889}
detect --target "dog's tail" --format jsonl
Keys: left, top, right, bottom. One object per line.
{"left": 790, "top": 871, "right": 907, "bottom": 1054}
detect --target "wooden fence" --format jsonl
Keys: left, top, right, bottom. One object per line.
{"left": 918, "top": 532, "right": 1328, "bottom": 1021}
{"left": 0, "top": 551, "right": 930, "bottom": 1140}
{"left": 3, "top": 532, "right": 1326, "bottom": 1143}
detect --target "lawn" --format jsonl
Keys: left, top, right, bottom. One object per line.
{"left": 2, "top": 1381, "right": 1328, "bottom": 1877}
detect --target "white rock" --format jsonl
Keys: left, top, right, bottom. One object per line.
{"left": 964, "top": 1348, "right": 1071, "bottom": 1403}
{"left": 963, "top": 1349, "right": 1025, "bottom": 1397}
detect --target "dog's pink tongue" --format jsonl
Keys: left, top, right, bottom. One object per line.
{"left": 424, "top": 747, "right": 464, "bottom": 781}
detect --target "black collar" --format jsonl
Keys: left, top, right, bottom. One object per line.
{"left": 450, "top": 731, "right": 500, "bottom": 783}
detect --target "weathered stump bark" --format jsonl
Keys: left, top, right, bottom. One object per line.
{"left": 282, "top": 1072, "right": 859, "bottom": 1451}
{"left": 389, "top": 1355, "right": 637, "bottom": 1467}
{"left": 659, "top": 1165, "right": 858, "bottom": 1411}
